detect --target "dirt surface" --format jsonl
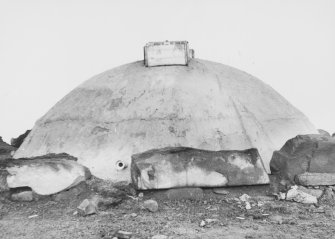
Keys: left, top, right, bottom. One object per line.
{"left": 1, "top": 184, "right": 335, "bottom": 239}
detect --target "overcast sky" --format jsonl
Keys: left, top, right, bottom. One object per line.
{"left": 0, "top": 0, "right": 334, "bottom": 143}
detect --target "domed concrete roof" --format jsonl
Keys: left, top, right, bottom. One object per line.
{"left": 14, "top": 59, "right": 317, "bottom": 181}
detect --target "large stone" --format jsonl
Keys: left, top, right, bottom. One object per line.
{"left": 13, "top": 58, "right": 316, "bottom": 182}
{"left": 270, "top": 134, "right": 335, "bottom": 184}
{"left": 3, "top": 154, "right": 91, "bottom": 195}
{"left": 296, "top": 173, "right": 335, "bottom": 186}
{"left": 131, "top": 147, "right": 269, "bottom": 190}
{"left": 165, "top": 187, "right": 204, "bottom": 200}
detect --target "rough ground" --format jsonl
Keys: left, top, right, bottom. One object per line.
{"left": 1, "top": 183, "right": 335, "bottom": 239}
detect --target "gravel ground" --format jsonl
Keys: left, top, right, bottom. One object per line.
{"left": 1, "top": 183, "right": 335, "bottom": 239}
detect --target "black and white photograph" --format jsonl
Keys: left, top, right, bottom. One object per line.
{"left": 0, "top": 0, "right": 335, "bottom": 238}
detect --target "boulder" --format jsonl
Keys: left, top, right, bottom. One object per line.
{"left": 270, "top": 134, "right": 335, "bottom": 185}
{"left": 131, "top": 147, "right": 269, "bottom": 190}
{"left": 3, "top": 153, "right": 91, "bottom": 195}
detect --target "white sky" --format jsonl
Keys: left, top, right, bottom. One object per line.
{"left": 0, "top": 0, "right": 335, "bottom": 143}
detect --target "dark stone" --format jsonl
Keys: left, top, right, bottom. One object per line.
{"left": 131, "top": 147, "right": 269, "bottom": 190}
{"left": 52, "top": 182, "right": 88, "bottom": 201}
{"left": 166, "top": 187, "right": 204, "bottom": 200}
{"left": 10, "top": 130, "right": 31, "bottom": 148}
{"left": 0, "top": 169, "right": 9, "bottom": 192}
{"left": 0, "top": 137, "right": 15, "bottom": 160}
{"left": 270, "top": 134, "right": 335, "bottom": 185}
{"left": 90, "top": 177, "right": 136, "bottom": 198}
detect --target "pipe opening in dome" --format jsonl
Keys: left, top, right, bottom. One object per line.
{"left": 116, "top": 160, "right": 127, "bottom": 171}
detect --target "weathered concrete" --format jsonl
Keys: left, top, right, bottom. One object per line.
{"left": 4, "top": 154, "right": 91, "bottom": 195}
{"left": 131, "top": 147, "right": 269, "bottom": 190}
{"left": 13, "top": 59, "right": 316, "bottom": 182}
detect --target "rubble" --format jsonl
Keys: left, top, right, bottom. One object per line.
{"left": 131, "top": 147, "right": 269, "bottom": 190}
{"left": 284, "top": 186, "right": 318, "bottom": 204}
{"left": 239, "top": 194, "right": 251, "bottom": 202}
{"left": 143, "top": 199, "right": 158, "bottom": 212}
{"left": 268, "top": 215, "right": 283, "bottom": 224}
{"left": 77, "top": 198, "right": 98, "bottom": 216}
{"left": 77, "top": 195, "right": 122, "bottom": 216}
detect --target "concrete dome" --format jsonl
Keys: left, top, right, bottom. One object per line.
{"left": 14, "top": 59, "right": 316, "bottom": 181}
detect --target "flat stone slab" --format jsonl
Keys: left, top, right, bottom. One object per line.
{"left": 296, "top": 172, "right": 335, "bottom": 186}
{"left": 131, "top": 147, "right": 269, "bottom": 190}
{"left": 2, "top": 153, "right": 91, "bottom": 195}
